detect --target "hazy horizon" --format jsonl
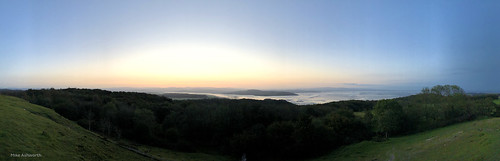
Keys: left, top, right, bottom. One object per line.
{"left": 2, "top": 85, "right": 496, "bottom": 94}
{"left": 1, "top": 0, "right": 499, "bottom": 92}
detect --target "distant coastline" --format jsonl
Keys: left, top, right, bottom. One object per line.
{"left": 225, "top": 89, "right": 298, "bottom": 96}
{"left": 162, "top": 93, "right": 219, "bottom": 100}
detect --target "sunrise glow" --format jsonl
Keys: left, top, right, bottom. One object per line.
{"left": 1, "top": 0, "right": 499, "bottom": 91}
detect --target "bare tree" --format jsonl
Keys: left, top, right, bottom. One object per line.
{"left": 85, "top": 108, "right": 94, "bottom": 131}
{"left": 100, "top": 118, "right": 112, "bottom": 136}
{"left": 114, "top": 126, "right": 122, "bottom": 140}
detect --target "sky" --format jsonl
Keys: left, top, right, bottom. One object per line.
{"left": 1, "top": 0, "right": 499, "bottom": 92}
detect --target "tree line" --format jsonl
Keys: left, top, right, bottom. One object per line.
{"left": 0, "top": 85, "right": 498, "bottom": 160}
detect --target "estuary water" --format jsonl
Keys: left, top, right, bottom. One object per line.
{"left": 193, "top": 90, "right": 419, "bottom": 105}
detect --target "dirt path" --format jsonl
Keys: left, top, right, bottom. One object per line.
{"left": 89, "top": 131, "right": 164, "bottom": 161}
{"left": 388, "top": 154, "right": 395, "bottom": 161}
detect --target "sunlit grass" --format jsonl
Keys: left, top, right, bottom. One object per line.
{"left": 310, "top": 117, "right": 500, "bottom": 161}
{"left": 493, "top": 98, "right": 500, "bottom": 105}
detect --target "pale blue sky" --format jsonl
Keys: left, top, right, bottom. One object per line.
{"left": 1, "top": 0, "right": 499, "bottom": 92}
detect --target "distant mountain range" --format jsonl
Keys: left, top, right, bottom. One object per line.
{"left": 104, "top": 87, "right": 404, "bottom": 94}
{"left": 162, "top": 93, "right": 219, "bottom": 100}
{"left": 225, "top": 89, "right": 298, "bottom": 96}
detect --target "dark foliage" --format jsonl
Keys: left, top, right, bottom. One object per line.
{"left": 0, "top": 88, "right": 370, "bottom": 159}
{"left": 394, "top": 85, "right": 496, "bottom": 135}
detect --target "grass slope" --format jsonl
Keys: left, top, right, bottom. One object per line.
{"left": 311, "top": 117, "right": 500, "bottom": 161}
{"left": 494, "top": 98, "right": 500, "bottom": 105}
{"left": 136, "top": 145, "right": 234, "bottom": 161}
{"left": 0, "top": 95, "right": 149, "bottom": 161}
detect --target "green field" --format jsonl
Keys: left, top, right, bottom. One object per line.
{"left": 353, "top": 111, "right": 366, "bottom": 118}
{"left": 494, "top": 98, "right": 500, "bottom": 105}
{"left": 310, "top": 117, "right": 500, "bottom": 161}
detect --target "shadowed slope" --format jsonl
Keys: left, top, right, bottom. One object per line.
{"left": 0, "top": 95, "right": 148, "bottom": 161}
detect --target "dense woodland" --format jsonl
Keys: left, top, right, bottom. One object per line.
{"left": 1, "top": 85, "right": 498, "bottom": 159}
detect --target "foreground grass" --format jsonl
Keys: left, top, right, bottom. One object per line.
{"left": 0, "top": 95, "right": 150, "bottom": 160}
{"left": 136, "top": 145, "right": 234, "bottom": 161}
{"left": 0, "top": 95, "right": 236, "bottom": 161}
{"left": 115, "top": 138, "right": 234, "bottom": 161}
{"left": 310, "top": 117, "right": 500, "bottom": 161}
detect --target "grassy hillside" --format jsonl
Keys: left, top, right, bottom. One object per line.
{"left": 0, "top": 95, "right": 149, "bottom": 160}
{"left": 311, "top": 117, "right": 500, "bottom": 161}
